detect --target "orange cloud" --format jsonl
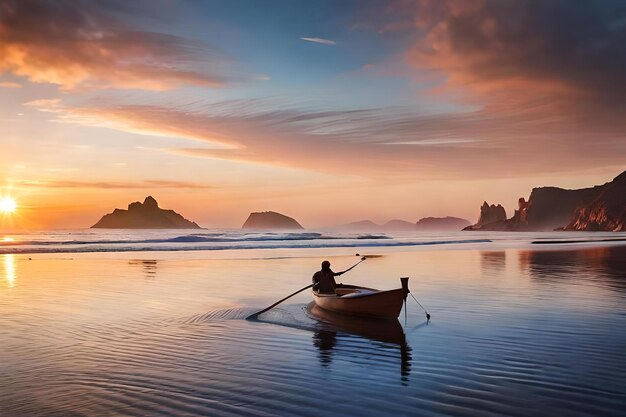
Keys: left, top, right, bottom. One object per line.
{"left": 0, "top": 0, "right": 241, "bottom": 91}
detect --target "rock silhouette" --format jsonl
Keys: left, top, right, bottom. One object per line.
{"left": 464, "top": 202, "right": 507, "bottom": 230}
{"left": 92, "top": 196, "right": 200, "bottom": 229}
{"left": 242, "top": 211, "right": 303, "bottom": 230}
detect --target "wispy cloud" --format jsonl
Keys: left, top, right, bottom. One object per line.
{"left": 385, "top": 139, "right": 481, "bottom": 146}
{"left": 25, "top": 97, "right": 626, "bottom": 178}
{"left": 0, "top": 82, "right": 22, "bottom": 88}
{"left": 300, "top": 37, "right": 336, "bottom": 45}
{"left": 17, "top": 179, "right": 213, "bottom": 189}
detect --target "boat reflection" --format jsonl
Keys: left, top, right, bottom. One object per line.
{"left": 306, "top": 303, "right": 412, "bottom": 382}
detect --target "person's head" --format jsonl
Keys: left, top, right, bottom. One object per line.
{"left": 321, "top": 260, "right": 331, "bottom": 271}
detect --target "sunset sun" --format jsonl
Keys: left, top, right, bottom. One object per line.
{"left": 0, "top": 197, "right": 17, "bottom": 213}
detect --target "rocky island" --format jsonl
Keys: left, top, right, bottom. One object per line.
{"left": 92, "top": 196, "right": 201, "bottom": 229}
{"left": 242, "top": 211, "right": 304, "bottom": 230}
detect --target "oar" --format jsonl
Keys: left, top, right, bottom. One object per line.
{"left": 246, "top": 283, "right": 313, "bottom": 320}
{"left": 246, "top": 256, "right": 367, "bottom": 320}
{"left": 339, "top": 256, "right": 367, "bottom": 275}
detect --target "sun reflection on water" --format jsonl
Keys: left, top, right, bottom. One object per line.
{"left": 3, "top": 254, "right": 16, "bottom": 288}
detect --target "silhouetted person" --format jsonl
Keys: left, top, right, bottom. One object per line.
{"left": 312, "top": 260, "right": 348, "bottom": 294}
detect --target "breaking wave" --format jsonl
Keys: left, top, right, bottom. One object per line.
{"left": 0, "top": 229, "right": 491, "bottom": 254}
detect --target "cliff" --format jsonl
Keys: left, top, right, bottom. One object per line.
{"left": 522, "top": 185, "right": 603, "bottom": 230}
{"left": 565, "top": 171, "right": 626, "bottom": 231}
{"left": 92, "top": 196, "right": 201, "bottom": 229}
{"left": 415, "top": 216, "right": 471, "bottom": 231}
{"left": 242, "top": 211, "right": 303, "bottom": 230}
{"left": 464, "top": 170, "right": 625, "bottom": 231}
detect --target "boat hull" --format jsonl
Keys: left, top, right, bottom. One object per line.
{"left": 312, "top": 285, "right": 404, "bottom": 319}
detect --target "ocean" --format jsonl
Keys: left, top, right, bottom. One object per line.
{"left": 1, "top": 230, "right": 625, "bottom": 416}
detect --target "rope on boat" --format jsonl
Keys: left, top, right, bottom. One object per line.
{"left": 410, "top": 293, "right": 431, "bottom": 321}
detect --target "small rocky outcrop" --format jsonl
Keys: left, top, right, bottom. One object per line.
{"left": 242, "top": 211, "right": 303, "bottom": 230}
{"left": 565, "top": 171, "right": 626, "bottom": 231}
{"left": 92, "top": 196, "right": 201, "bottom": 229}
{"left": 415, "top": 216, "right": 471, "bottom": 231}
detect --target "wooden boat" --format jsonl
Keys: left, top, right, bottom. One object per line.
{"left": 312, "top": 279, "right": 409, "bottom": 319}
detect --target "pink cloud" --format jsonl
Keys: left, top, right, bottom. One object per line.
{"left": 396, "top": 0, "right": 626, "bottom": 108}
{"left": 0, "top": 0, "right": 243, "bottom": 91}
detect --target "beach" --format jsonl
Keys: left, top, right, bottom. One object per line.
{"left": 1, "top": 231, "right": 625, "bottom": 416}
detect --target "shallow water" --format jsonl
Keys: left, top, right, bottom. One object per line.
{"left": 1, "top": 242, "right": 625, "bottom": 416}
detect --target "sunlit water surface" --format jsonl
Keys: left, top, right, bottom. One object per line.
{"left": 1, "top": 240, "right": 625, "bottom": 416}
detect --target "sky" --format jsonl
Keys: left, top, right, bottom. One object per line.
{"left": 1, "top": 0, "right": 625, "bottom": 229}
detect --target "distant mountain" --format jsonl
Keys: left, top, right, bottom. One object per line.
{"left": 242, "top": 211, "right": 303, "bottom": 230}
{"left": 464, "top": 170, "right": 625, "bottom": 231}
{"left": 565, "top": 171, "right": 626, "bottom": 231}
{"left": 381, "top": 219, "right": 416, "bottom": 231}
{"left": 92, "top": 196, "right": 200, "bottom": 229}
{"left": 415, "top": 216, "right": 471, "bottom": 231}
{"left": 335, "top": 220, "right": 380, "bottom": 231}
{"left": 337, "top": 217, "right": 471, "bottom": 232}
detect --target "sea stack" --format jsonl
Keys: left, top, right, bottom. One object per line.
{"left": 464, "top": 202, "right": 507, "bottom": 230}
{"left": 92, "top": 196, "right": 201, "bottom": 229}
{"left": 242, "top": 211, "right": 304, "bottom": 230}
